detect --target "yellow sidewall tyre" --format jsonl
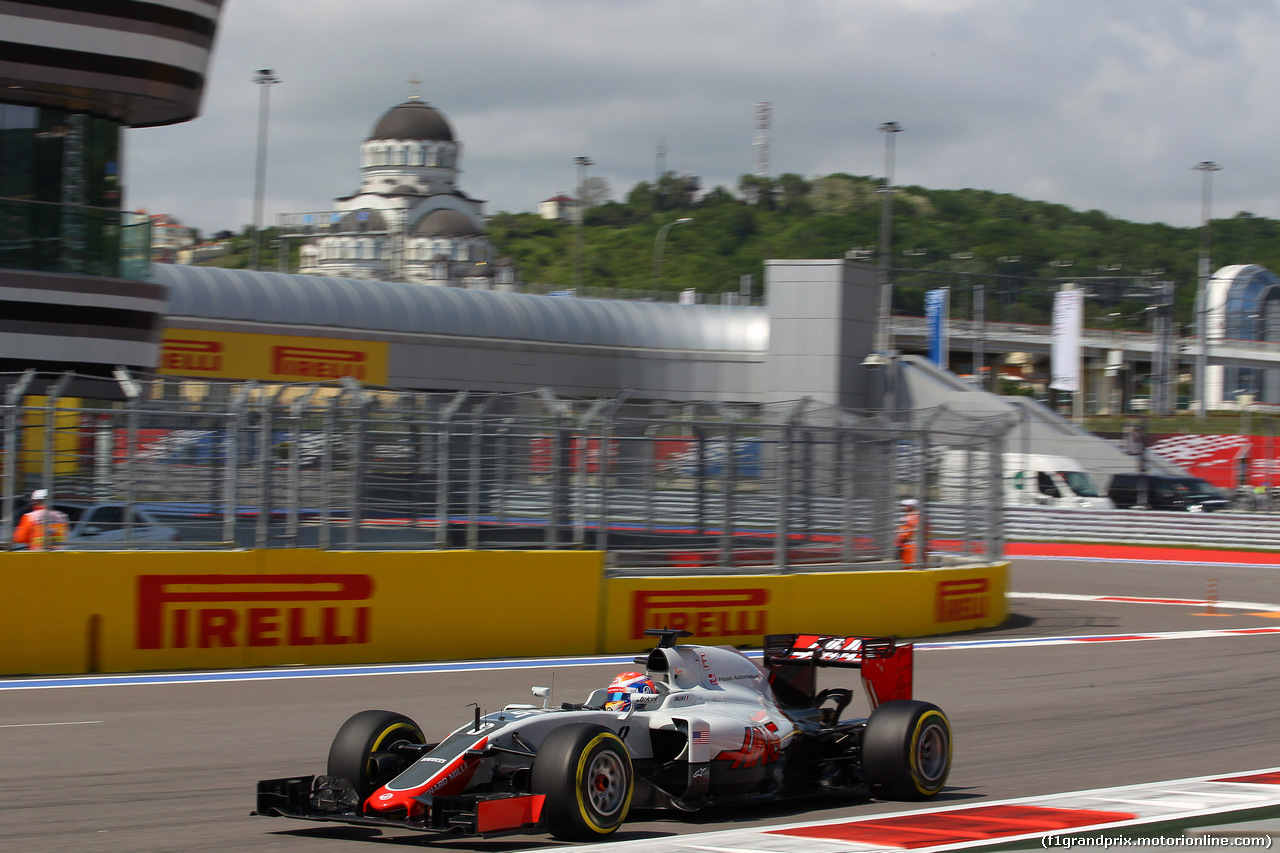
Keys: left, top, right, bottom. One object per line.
{"left": 531, "top": 724, "right": 634, "bottom": 840}
{"left": 326, "top": 709, "right": 425, "bottom": 800}
{"left": 862, "top": 700, "right": 952, "bottom": 800}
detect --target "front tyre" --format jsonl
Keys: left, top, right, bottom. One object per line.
{"left": 862, "top": 700, "right": 951, "bottom": 799}
{"left": 531, "top": 724, "right": 633, "bottom": 840}
{"left": 326, "top": 710, "right": 426, "bottom": 801}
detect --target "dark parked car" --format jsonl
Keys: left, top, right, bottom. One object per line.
{"left": 1108, "top": 474, "right": 1229, "bottom": 512}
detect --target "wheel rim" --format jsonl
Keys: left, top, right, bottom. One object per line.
{"left": 584, "top": 749, "right": 628, "bottom": 817}
{"left": 365, "top": 723, "right": 422, "bottom": 781}
{"left": 915, "top": 722, "right": 949, "bottom": 784}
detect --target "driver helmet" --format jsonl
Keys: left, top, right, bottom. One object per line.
{"left": 604, "top": 671, "right": 657, "bottom": 711}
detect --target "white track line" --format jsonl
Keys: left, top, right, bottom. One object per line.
{"left": 1010, "top": 590, "right": 1280, "bottom": 611}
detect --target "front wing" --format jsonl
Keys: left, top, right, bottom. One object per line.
{"left": 254, "top": 775, "right": 545, "bottom": 836}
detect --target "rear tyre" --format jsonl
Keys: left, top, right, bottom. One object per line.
{"left": 326, "top": 710, "right": 426, "bottom": 800}
{"left": 862, "top": 700, "right": 951, "bottom": 799}
{"left": 531, "top": 724, "right": 633, "bottom": 840}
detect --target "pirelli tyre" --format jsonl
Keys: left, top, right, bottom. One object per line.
{"left": 530, "top": 724, "right": 634, "bottom": 840}
{"left": 862, "top": 700, "right": 952, "bottom": 799}
{"left": 326, "top": 710, "right": 426, "bottom": 801}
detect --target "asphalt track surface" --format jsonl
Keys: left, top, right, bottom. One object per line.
{"left": 3, "top": 556, "right": 1280, "bottom": 853}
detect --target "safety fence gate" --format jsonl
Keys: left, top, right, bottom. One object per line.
{"left": 1, "top": 371, "right": 1012, "bottom": 571}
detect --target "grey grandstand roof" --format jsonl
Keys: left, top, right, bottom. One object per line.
{"left": 150, "top": 265, "right": 769, "bottom": 353}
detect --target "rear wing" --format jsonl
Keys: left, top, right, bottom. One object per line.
{"left": 763, "top": 633, "right": 913, "bottom": 710}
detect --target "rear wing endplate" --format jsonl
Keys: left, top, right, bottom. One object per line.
{"left": 763, "top": 633, "right": 913, "bottom": 708}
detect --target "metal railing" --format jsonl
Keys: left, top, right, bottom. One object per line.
{"left": 1005, "top": 506, "right": 1280, "bottom": 550}
{"left": 0, "top": 373, "right": 1012, "bottom": 571}
{"left": 0, "top": 197, "right": 151, "bottom": 279}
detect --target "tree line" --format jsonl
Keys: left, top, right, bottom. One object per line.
{"left": 490, "top": 171, "right": 1278, "bottom": 330}
{"left": 200, "top": 171, "right": 1280, "bottom": 332}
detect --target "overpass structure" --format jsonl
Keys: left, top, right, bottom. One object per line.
{"left": 891, "top": 315, "right": 1280, "bottom": 412}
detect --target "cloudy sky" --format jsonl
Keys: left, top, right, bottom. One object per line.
{"left": 125, "top": 0, "right": 1280, "bottom": 238}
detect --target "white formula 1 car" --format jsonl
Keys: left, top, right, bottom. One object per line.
{"left": 255, "top": 629, "right": 951, "bottom": 841}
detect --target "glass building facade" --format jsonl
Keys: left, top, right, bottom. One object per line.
{"left": 0, "top": 1, "right": 221, "bottom": 376}
{"left": 0, "top": 103, "right": 149, "bottom": 279}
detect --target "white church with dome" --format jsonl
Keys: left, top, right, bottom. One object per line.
{"left": 291, "top": 94, "right": 518, "bottom": 289}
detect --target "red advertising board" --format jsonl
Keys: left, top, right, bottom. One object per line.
{"left": 1147, "top": 433, "right": 1280, "bottom": 489}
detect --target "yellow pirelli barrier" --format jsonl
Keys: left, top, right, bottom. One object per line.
{"left": 602, "top": 564, "right": 1008, "bottom": 653}
{"left": 0, "top": 550, "right": 604, "bottom": 675}
{"left": 0, "top": 552, "right": 1006, "bottom": 676}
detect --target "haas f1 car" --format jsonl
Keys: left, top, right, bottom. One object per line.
{"left": 254, "top": 630, "right": 951, "bottom": 841}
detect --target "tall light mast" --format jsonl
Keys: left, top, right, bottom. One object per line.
{"left": 753, "top": 101, "right": 772, "bottom": 178}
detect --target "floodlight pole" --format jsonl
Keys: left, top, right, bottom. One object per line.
{"left": 250, "top": 69, "right": 280, "bottom": 271}
{"left": 1193, "top": 160, "right": 1221, "bottom": 418}
{"left": 875, "top": 122, "right": 902, "bottom": 354}
{"left": 574, "top": 156, "right": 593, "bottom": 291}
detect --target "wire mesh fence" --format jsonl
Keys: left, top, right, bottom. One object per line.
{"left": 1, "top": 371, "right": 1012, "bottom": 571}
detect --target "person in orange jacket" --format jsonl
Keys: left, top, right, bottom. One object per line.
{"left": 13, "top": 489, "right": 70, "bottom": 551}
{"left": 896, "top": 498, "right": 923, "bottom": 568}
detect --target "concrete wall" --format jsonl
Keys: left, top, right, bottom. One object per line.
{"left": 764, "top": 259, "right": 879, "bottom": 409}
{"left": 0, "top": 550, "right": 1008, "bottom": 676}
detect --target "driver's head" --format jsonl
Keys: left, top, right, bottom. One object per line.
{"left": 604, "top": 671, "right": 657, "bottom": 711}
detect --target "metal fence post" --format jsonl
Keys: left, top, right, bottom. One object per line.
{"left": 118, "top": 375, "right": 142, "bottom": 544}
{"left": 286, "top": 387, "right": 318, "bottom": 546}
{"left": 317, "top": 387, "right": 344, "bottom": 550}
{"left": 467, "top": 396, "right": 498, "bottom": 549}
{"left": 2, "top": 369, "right": 35, "bottom": 547}
{"left": 961, "top": 442, "right": 975, "bottom": 554}
{"left": 987, "top": 431, "right": 1005, "bottom": 562}
{"left": 110, "top": 363, "right": 144, "bottom": 537}
{"left": 643, "top": 423, "right": 659, "bottom": 531}
{"left": 881, "top": 424, "right": 900, "bottom": 561}
{"left": 595, "top": 392, "right": 630, "bottom": 556}
{"left": 719, "top": 416, "right": 738, "bottom": 569}
{"left": 255, "top": 387, "right": 283, "bottom": 549}
{"left": 574, "top": 399, "right": 608, "bottom": 549}
{"left": 798, "top": 428, "right": 814, "bottom": 550}
{"left": 41, "top": 372, "right": 74, "bottom": 506}
{"left": 435, "top": 392, "right": 467, "bottom": 549}
{"left": 495, "top": 418, "right": 512, "bottom": 525}
{"left": 914, "top": 427, "right": 930, "bottom": 567}
{"left": 536, "top": 389, "right": 570, "bottom": 550}
{"left": 839, "top": 420, "right": 856, "bottom": 565}
{"left": 225, "top": 383, "right": 253, "bottom": 547}
{"left": 693, "top": 425, "right": 707, "bottom": 536}
{"left": 774, "top": 399, "right": 809, "bottom": 573}
{"left": 549, "top": 412, "right": 568, "bottom": 549}
{"left": 775, "top": 425, "right": 791, "bottom": 572}
{"left": 347, "top": 385, "right": 372, "bottom": 548}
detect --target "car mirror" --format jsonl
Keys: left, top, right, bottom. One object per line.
{"left": 614, "top": 692, "right": 662, "bottom": 720}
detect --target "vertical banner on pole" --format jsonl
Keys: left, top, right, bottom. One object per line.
{"left": 925, "top": 288, "right": 950, "bottom": 368}
{"left": 1050, "top": 289, "right": 1083, "bottom": 392}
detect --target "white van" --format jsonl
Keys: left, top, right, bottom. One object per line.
{"left": 1003, "top": 453, "right": 1114, "bottom": 509}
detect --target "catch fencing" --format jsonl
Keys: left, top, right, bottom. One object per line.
{"left": 1, "top": 371, "right": 1012, "bottom": 571}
